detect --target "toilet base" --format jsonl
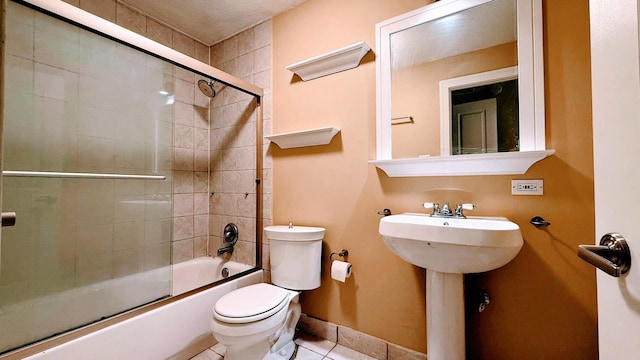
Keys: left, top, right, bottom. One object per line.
{"left": 263, "top": 299, "right": 300, "bottom": 360}
{"left": 263, "top": 341, "right": 296, "bottom": 360}
{"left": 214, "top": 292, "right": 302, "bottom": 360}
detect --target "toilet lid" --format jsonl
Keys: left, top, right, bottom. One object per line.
{"left": 213, "top": 283, "right": 290, "bottom": 324}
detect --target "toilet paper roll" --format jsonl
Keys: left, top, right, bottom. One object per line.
{"left": 331, "top": 260, "right": 352, "bottom": 282}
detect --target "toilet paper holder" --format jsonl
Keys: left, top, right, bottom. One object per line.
{"left": 330, "top": 249, "right": 349, "bottom": 261}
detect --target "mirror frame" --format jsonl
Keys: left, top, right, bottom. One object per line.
{"left": 371, "top": 0, "right": 554, "bottom": 177}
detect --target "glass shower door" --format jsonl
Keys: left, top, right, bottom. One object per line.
{"left": 0, "top": 2, "right": 173, "bottom": 353}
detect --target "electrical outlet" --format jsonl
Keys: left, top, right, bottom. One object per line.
{"left": 511, "top": 179, "right": 544, "bottom": 195}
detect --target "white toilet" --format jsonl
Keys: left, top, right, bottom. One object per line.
{"left": 211, "top": 225, "right": 324, "bottom": 360}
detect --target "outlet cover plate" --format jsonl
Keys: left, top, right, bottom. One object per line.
{"left": 511, "top": 179, "right": 544, "bottom": 195}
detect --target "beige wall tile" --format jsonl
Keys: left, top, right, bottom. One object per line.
{"left": 116, "top": 3, "right": 146, "bottom": 36}
{"left": 194, "top": 193, "right": 209, "bottom": 215}
{"left": 253, "top": 45, "right": 271, "bottom": 73}
{"left": 254, "top": 20, "right": 271, "bottom": 49}
{"left": 262, "top": 93, "right": 272, "bottom": 119}
{"left": 194, "top": 106, "right": 209, "bottom": 128}
{"left": 174, "top": 193, "right": 194, "bottom": 216}
{"left": 6, "top": 4, "right": 35, "bottom": 59}
{"left": 195, "top": 41, "right": 209, "bottom": 64}
{"left": 80, "top": 0, "right": 116, "bottom": 23}
{"left": 388, "top": 343, "right": 427, "bottom": 360}
{"left": 208, "top": 236, "right": 218, "bottom": 256}
{"left": 210, "top": 42, "right": 224, "bottom": 67}
{"left": 209, "top": 193, "right": 223, "bottom": 215}
{"left": 174, "top": 148, "right": 194, "bottom": 171}
{"left": 221, "top": 171, "right": 238, "bottom": 193}
{"left": 173, "top": 171, "right": 194, "bottom": 194}
{"left": 113, "top": 248, "right": 144, "bottom": 277}
{"left": 236, "top": 147, "right": 256, "bottom": 170}
{"left": 195, "top": 150, "right": 209, "bottom": 171}
{"left": 221, "top": 58, "right": 238, "bottom": 79}
{"left": 194, "top": 171, "right": 209, "bottom": 193}
{"left": 236, "top": 53, "right": 253, "bottom": 78}
{"left": 238, "top": 194, "right": 256, "bottom": 217}
{"left": 221, "top": 193, "right": 238, "bottom": 216}
{"left": 209, "top": 214, "right": 223, "bottom": 235}
{"left": 194, "top": 214, "right": 209, "bottom": 237}
{"left": 338, "top": 326, "right": 387, "bottom": 359}
{"left": 193, "top": 236, "right": 208, "bottom": 257}
{"left": 235, "top": 240, "right": 255, "bottom": 265}
{"left": 114, "top": 221, "right": 145, "bottom": 251}
{"left": 194, "top": 128, "right": 209, "bottom": 150}
{"left": 253, "top": 70, "right": 271, "bottom": 93}
{"left": 238, "top": 170, "right": 256, "bottom": 194}
{"left": 237, "top": 28, "right": 254, "bottom": 55}
{"left": 175, "top": 78, "right": 195, "bottom": 104}
{"left": 172, "top": 238, "right": 194, "bottom": 263}
{"left": 145, "top": 219, "right": 172, "bottom": 245}
{"left": 175, "top": 67, "right": 195, "bottom": 83}
{"left": 173, "top": 30, "right": 195, "bottom": 57}
{"left": 175, "top": 124, "right": 194, "bottom": 149}
{"left": 173, "top": 216, "right": 194, "bottom": 240}
{"left": 147, "top": 18, "right": 172, "bottom": 48}
{"left": 61, "top": 0, "right": 80, "bottom": 7}
{"left": 298, "top": 314, "right": 338, "bottom": 343}
{"left": 222, "top": 37, "right": 238, "bottom": 62}
{"left": 195, "top": 90, "right": 210, "bottom": 108}
{"left": 174, "top": 102, "right": 194, "bottom": 126}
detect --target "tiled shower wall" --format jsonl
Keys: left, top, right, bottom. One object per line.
{"left": 209, "top": 20, "right": 273, "bottom": 267}
{"left": 59, "top": 0, "right": 212, "bottom": 263}
{"left": 59, "top": 0, "right": 272, "bottom": 265}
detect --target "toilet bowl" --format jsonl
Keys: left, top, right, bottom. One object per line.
{"left": 210, "top": 225, "right": 324, "bottom": 360}
{"left": 211, "top": 283, "right": 301, "bottom": 360}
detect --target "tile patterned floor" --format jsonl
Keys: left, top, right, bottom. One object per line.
{"left": 190, "top": 332, "right": 377, "bottom": 360}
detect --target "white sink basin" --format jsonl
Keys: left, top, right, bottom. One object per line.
{"left": 379, "top": 213, "right": 523, "bottom": 273}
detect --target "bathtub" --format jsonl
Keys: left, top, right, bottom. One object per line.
{"left": 20, "top": 257, "right": 261, "bottom": 360}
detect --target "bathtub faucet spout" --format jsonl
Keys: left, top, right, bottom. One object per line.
{"left": 217, "top": 245, "right": 234, "bottom": 256}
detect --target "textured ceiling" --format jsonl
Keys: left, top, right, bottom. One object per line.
{"left": 121, "top": 0, "right": 308, "bottom": 45}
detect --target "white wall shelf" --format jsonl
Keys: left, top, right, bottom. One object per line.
{"left": 265, "top": 127, "right": 341, "bottom": 149}
{"left": 369, "top": 150, "right": 555, "bottom": 177}
{"left": 286, "top": 41, "right": 371, "bottom": 81}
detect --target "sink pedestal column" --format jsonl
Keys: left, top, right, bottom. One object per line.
{"left": 426, "top": 269, "right": 465, "bottom": 360}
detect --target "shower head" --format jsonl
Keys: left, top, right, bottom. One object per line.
{"left": 197, "top": 79, "right": 216, "bottom": 98}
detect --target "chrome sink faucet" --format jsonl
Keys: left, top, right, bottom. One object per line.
{"left": 424, "top": 202, "right": 475, "bottom": 218}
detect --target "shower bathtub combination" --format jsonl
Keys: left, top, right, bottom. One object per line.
{"left": 23, "top": 258, "right": 261, "bottom": 360}
{"left": 0, "top": 0, "right": 265, "bottom": 358}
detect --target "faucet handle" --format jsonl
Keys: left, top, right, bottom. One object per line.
{"left": 459, "top": 203, "right": 475, "bottom": 210}
{"left": 423, "top": 202, "right": 437, "bottom": 209}
{"left": 423, "top": 202, "right": 440, "bottom": 215}
{"left": 455, "top": 203, "right": 475, "bottom": 217}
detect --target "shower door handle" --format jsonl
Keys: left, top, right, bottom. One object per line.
{"left": 1, "top": 212, "right": 16, "bottom": 227}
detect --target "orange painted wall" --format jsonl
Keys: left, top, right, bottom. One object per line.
{"left": 271, "top": 0, "right": 596, "bottom": 357}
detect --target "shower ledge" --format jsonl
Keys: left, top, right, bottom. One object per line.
{"left": 286, "top": 41, "right": 371, "bottom": 81}
{"left": 265, "top": 127, "right": 340, "bottom": 149}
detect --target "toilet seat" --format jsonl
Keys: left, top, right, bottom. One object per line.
{"left": 214, "top": 283, "right": 290, "bottom": 324}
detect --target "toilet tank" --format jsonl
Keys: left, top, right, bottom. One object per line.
{"left": 265, "top": 225, "right": 324, "bottom": 290}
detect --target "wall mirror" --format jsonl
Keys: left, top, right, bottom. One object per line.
{"left": 371, "top": 0, "right": 554, "bottom": 177}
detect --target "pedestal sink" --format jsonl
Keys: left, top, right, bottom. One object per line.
{"left": 379, "top": 213, "right": 523, "bottom": 360}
